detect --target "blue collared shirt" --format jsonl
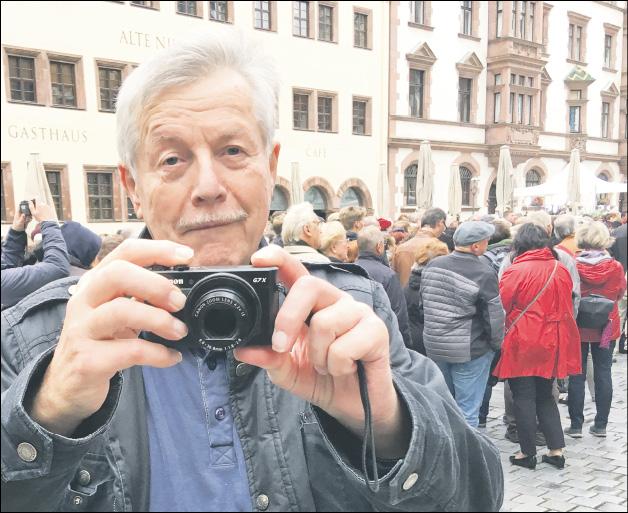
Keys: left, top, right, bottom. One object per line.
{"left": 142, "top": 349, "right": 252, "bottom": 512}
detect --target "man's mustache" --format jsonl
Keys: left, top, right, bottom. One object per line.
{"left": 176, "top": 210, "right": 249, "bottom": 232}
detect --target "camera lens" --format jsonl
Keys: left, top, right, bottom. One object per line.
{"left": 203, "top": 304, "right": 237, "bottom": 339}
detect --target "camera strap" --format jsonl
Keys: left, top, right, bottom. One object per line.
{"left": 357, "top": 360, "right": 380, "bottom": 493}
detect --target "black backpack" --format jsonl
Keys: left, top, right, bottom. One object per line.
{"left": 577, "top": 294, "right": 615, "bottom": 329}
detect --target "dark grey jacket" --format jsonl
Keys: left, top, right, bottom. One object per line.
{"left": 611, "top": 223, "right": 627, "bottom": 273}
{"left": 1, "top": 266, "right": 503, "bottom": 512}
{"left": 1, "top": 222, "right": 70, "bottom": 309}
{"left": 421, "top": 252, "right": 505, "bottom": 363}
{"left": 356, "top": 252, "right": 413, "bottom": 350}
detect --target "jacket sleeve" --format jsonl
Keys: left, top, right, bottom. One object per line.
{"left": 383, "top": 273, "right": 414, "bottom": 350}
{"left": 497, "top": 252, "right": 512, "bottom": 281}
{"left": 392, "top": 250, "right": 413, "bottom": 288}
{"left": 557, "top": 249, "right": 580, "bottom": 317}
{"left": 0, "top": 222, "right": 70, "bottom": 308}
{"left": 315, "top": 281, "right": 504, "bottom": 512}
{"left": 1, "top": 228, "right": 27, "bottom": 270}
{"left": 478, "top": 268, "right": 505, "bottom": 353}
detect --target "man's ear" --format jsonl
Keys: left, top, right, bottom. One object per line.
{"left": 118, "top": 165, "right": 143, "bottom": 219}
{"left": 269, "top": 143, "right": 280, "bottom": 182}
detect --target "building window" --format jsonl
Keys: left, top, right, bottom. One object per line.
{"left": 461, "top": 1, "right": 472, "bottom": 35}
{"left": 510, "top": 73, "right": 517, "bottom": 84}
{"left": 601, "top": 101, "right": 610, "bottom": 138}
{"left": 569, "top": 23, "right": 584, "bottom": 61}
{"left": 270, "top": 186, "right": 289, "bottom": 211}
{"left": 293, "top": 92, "right": 309, "bottom": 129}
{"left": 526, "top": 95, "right": 533, "bottom": 125}
{"left": 50, "top": 61, "right": 76, "bottom": 107}
{"left": 210, "top": 1, "right": 228, "bottom": 22}
{"left": 512, "top": 2, "right": 516, "bottom": 34}
{"left": 526, "top": 169, "right": 541, "bottom": 187}
{"left": 494, "top": 92, "right": 501, "bottom": 123}
{"left": 409, "top": 69, "right": 424, "bottom": 117}
{"left": 45, "top": 170, "right": 63, "bottom": 220}
{"left": 509, "top": 92, "right": 515, "bottom": 123}
{"left": 293, "top": 1, "right": 309, "bottom": 37}
{"left": 569, "top": 105, "right": 581, "bottom": 133}
{"left": 519, "top": 1, "right": 526, "bottom": 39}
{"left": 177, "top": 1, "right": 197, "bottom": 15}
{"left": 87, "top": 172, "right": 114, "bottom": 221}
{"left": 597, "top": 173, "right": 610, "bottom": 205}
{"left": 530, "top": 2, "right": 535, "bottom": 41}
{"left": 340, "top": 187, "right": 363, "bottom": 208}
{"left": 317, "top": 95, "right": 332, "bottom": 131}
{"left": 352, "top": 99, "right": 367, "bottom": 135}
{"left": 354, "top": 12, "right": 368, "bottom": 48}
{"left": 495, "top": 73, "right": 501, "bottom": 85}
{"left": 458, "top": 77, "right": 471, "bottom": 122}
{"left": 8, "top": 55, "right": 36, "bottom": 103}
{"left": 412, "top": 1, "right": 425, "bottom": 24}
{"left": 254, "top": 1, "right": 271, "bottom": 30}
{"left": 404, "top": 164, "right": 417, "bottom": 206}
{"left": 604, "top": 34, "right": 612, "bottom": 68}
{"left": 319, "top": 4, "right": 333, "bottom": 41}
{"left": 304, "top": 187, "right": 327, "bottom": 211}
{"left": 1, "top": 167, "right": 7, "bottom": 223}
{"left": 131, "top": 1, "right": 156, "bottom": 6}
{"left": 460, "top": 166, "right": 472, "bottom": 206}
{"left": 98, "top": 67, "right": 121, "bottom": 112}
{"left": 496, "top": 1, "right": 503, "bottom": 37}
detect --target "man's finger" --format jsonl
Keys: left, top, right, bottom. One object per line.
{"left": 250, "top": 245, "right": 309, "bottom": 288}
{"left": 271, "top": 275, "right": 347, "bottom": 353}
{"left": 88, "top": 297, "right": 188, "bottom": 341}
{"left": 88, "top": 338, "right": 183, "bottom": 376}
{"left": 99, "top": 238, "right": 194, "bottom": 268}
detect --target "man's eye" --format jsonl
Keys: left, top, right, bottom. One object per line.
{"left": 226, "top": 147, "right": 241, "bottom": 156}
{"left": 163, "top": 156, "right": 179, "bottom": 166}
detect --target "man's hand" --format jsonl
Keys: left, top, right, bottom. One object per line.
{"left": 11, "top": 208, "right": 30, "bottom": 232}
{"left": 28, "top": 239, "right": 194, "bottom": 437}
{"left": 234, "top": 245, "right": 410, "bottom": 458}
{"left": 30, "top": 200, "right": 57, "bottom": 223}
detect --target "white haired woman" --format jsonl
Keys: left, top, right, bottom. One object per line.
{"left": 566, "top": 222, "right": 627, "bottom": 439}
{"left": 319, "top": 221, "right": 348, "bottom": 263}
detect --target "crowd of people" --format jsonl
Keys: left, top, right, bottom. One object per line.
{"left": 265, "top": 202, "right": 627, "bottom": 469}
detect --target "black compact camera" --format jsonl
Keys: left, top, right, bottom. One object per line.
{"left": 145, "top": 265, "right": 282, "bottom": 353}
{"left": 19, "top": 200, "right": 33, "bottom": 217}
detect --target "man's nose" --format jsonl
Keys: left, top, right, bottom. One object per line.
{"left": 190, "top": 157, "right": 228, "bottom": 206}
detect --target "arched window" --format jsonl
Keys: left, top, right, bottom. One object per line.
{"left": 460, "top": 166, "right": 472, "bottom": 206}
{"left": 488, "top": 180, "right": 497, "bottom": 214}
{"left": 526, "top": 169, "right": 541, "bottom": 187}
{"left": 404, "top": 164, "right": 417, "bottom": 206}
{"left": 304, "top": 186, "right": 327, "bottom": 210}
{"left": 340, "top": 187, "right": 363, "bottom": 207}
{"left": 270, "top": 186, "right": 289, "bottom": 211}
{"left": 597, "top": 172, "right": 610, "bottom": 205}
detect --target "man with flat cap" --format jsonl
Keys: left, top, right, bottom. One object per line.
{"left": 419, "top": 221, "right": 505, "bottom": 427}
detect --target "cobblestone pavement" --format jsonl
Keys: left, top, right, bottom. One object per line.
{"left": 483, "top": 354, "right": 627, "bottom": 512}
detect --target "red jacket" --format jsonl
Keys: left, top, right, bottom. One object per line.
{"left": 577, "top": 253, "right": 626, "bottom": 343}
{"left": 494, "top": 248, "right": 581, "bottom": 379}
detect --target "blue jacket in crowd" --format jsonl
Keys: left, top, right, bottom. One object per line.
{"left": 1, "top": 221, "right": 70, "bottom": 309}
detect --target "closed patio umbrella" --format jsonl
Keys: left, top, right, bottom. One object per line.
{"left": 416, "top": 140, "right": 434, "bottom": 210}
{"left": 448, "top": 163, "right": 462, "bottom": 218}
{"left": 566, "top": 149, "right": 581, "bottom": 213}
{"left": 24, "top": 153, "right": 55, "bottom": 217}
{"left": 290, "top": 162, "right": 303, "bottom": 204}
{"left": 377, "top": 163, "right": 389, "bottom": 217}
{"left": 496, "top": 145, "right": 514, "bottom": 216}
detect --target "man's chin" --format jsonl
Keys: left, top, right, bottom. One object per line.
{"left": 181, "top": 232, "right": 253, "bottom": 266}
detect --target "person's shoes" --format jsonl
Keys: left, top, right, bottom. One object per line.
{"left": 542, "top": 454, "right": 565, "bottom": 469}
{"left": 589, "top": 425, "right": 607, "bottom": 437}
{"left": 535, "top": 432, "right": 547, "bottom": 446}
{"left": 564, "top": 426, "right": 583, "bottom": 438}
{"left": 502, "top": 415, "right": 509, "bottom": 425}
{"left": 505, "top": 429, "right": 519, "bottom": 443}
{"left": 478, "top": 417, "right": 487, "bottom": 428}
{"left": 510, "top": 454, "right": 537, "bottom": 469}
{"left": 558, "top": 394, "right": 569, "bottom": 405}
{"left": 619, "top": 333, "right": 626, "bottom": 354}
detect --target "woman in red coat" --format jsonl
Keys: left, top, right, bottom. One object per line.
{"left": 494, "top": 223, "right": 580, "bottom": 470}
{"left": 566, "top": 221, "right": 627, "bottom": 439}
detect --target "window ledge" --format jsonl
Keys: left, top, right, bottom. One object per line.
{"left": 353, "top": 46, "right": 372, "bottom": 51}
{"left": 458, "top": 33, "right": 481, "bottom": 42}
{"left": 293, "top": 34, "right": 314, "bottom": 40}
{"left": 130, "top": 4, "right": 159, "bottom": 10}
{"left": 317, "top": 38, "right": 339, "bottom": 44}
{"left": 566, "top": 58, "right": 588, "bottom": 66}
{"left": 293, "top": 127, "right": 316, "bottom": 132}
{"left": 408, "top": 22, "right": 434, "bottom": 31}
{"left": 209, "top": 19, "right": 233, "bottom": 24}
{"left": 317, "top": 130, "right": 338, "bottom": 134}
{"left": 176, "top": 11, "right": 202, "bottom": 19}
{"left": 352, "top": 132, "right": 372, "bottom": 136}
{"left": 602, "top": 66, "right": 617, "bottom": 73}
{"left": 7, "top": 99, "right": 45, "bottom": 107}
{"left": 50, "top": 105, "right": 85, "bottom": 111}
{"left": 254, "top": 27, "right": 277, "bottom": 33}
{"left": 98, "top": 109, "right": 116, "bottom": 114}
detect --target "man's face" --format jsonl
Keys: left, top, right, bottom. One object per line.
{"left": 434, "top": 219, "right": 446, "bottom": 237}
{"left": 119, "top": 69, "right": 279, "bottom": 266}
{"left": 303, "top": 218, "right": 322, "bottom": 249}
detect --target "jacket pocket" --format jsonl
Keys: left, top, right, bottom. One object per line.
{"left": 61, "top": 452, "right": 117, "bottom": 512}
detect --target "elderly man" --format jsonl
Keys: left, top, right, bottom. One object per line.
{"left": 281, "top": 202, "right": 329, "bottom": 263}
{"left": 421, "top": 222, "right": 505, "bottom": 428}
{"left": 1, "top": 30, "right": 502, "bottom": 512}
{"left": 356, "top": 226, "right": 413, "bottom": 350}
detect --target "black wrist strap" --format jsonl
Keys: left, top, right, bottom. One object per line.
{"left": 357, "top": 360, "right": 379, "bottom": 492}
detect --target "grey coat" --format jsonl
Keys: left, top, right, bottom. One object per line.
{"left": 1, "top": 266, "right": 503, "bottom": 512}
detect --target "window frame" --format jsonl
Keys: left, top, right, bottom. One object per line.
{"left": 353, "top": 7, "right": 373, "bottom": 50}
{"left": 1, "top": 162, "right": 16, "bottom": 224}
{"left": 293, "top": 1, "right": 312, "bottom": 38}
{"left": 409, "top": 68, "right": 425, "bottom": 118}
{"left": 461, "top": 0, "right": 473, "bottom": 36}
{"left": 459, "top": 166, "right": 473, "bottom": 207}
{"left": 404, "top": 164, "right": 418, "bottom": 207}
{"left": 84, "top": 167, "right": 122, "bottom": 222}
{"left": 176, "top": 1, "right": 202, "bottom": 18}
{"left": 8, "top": 54, "right": 37, "bottom": 103}
{"left": 44, "top": 164, "right": 72, "bottom": 221}
{"left": 209, "top": 1, "right": 233, "bottom": 23}
{"left": 352, "top": 96, "right": 372, "bottom": 136}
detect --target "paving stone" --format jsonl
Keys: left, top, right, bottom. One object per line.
{"left": 539, "top": 499, "right": 575, "bottom": 511}
{"left": 596, "top": 503, "right": 627, "bottom": 512}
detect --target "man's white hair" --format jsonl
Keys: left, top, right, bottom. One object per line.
{"left": 357, "top": 226, "right": 385, "bottom": 253}
{"left": 282, "top": 202, "right": 319, "bottom": 245}
{"left": 115, "top": 28, "right": 279, "bottom": 177}
{"left": 526, "top": 211, "right": 552, "bottom": 231}
{"left": 576, "top": 221, "right": 614, "bottom": 250}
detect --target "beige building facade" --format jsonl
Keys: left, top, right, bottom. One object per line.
{"left": 1, "top": 0, "right": 389, "bottom": 236}
{"left": 389, "top": 0, "right": 627, "bottom": 217}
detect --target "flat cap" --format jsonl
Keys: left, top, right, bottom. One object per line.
{"left": 453, "top": 221, "right": 495, "bottom": 246}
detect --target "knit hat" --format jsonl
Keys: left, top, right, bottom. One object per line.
{"left": 60, "top": 221, "right": 102, "bottom": 268}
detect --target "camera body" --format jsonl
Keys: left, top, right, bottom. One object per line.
{"left": 145, "top": 265, "right": 282, "bottom": 353}
{"left": 19, "top": 200, "right": 32, "bottom": 217}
